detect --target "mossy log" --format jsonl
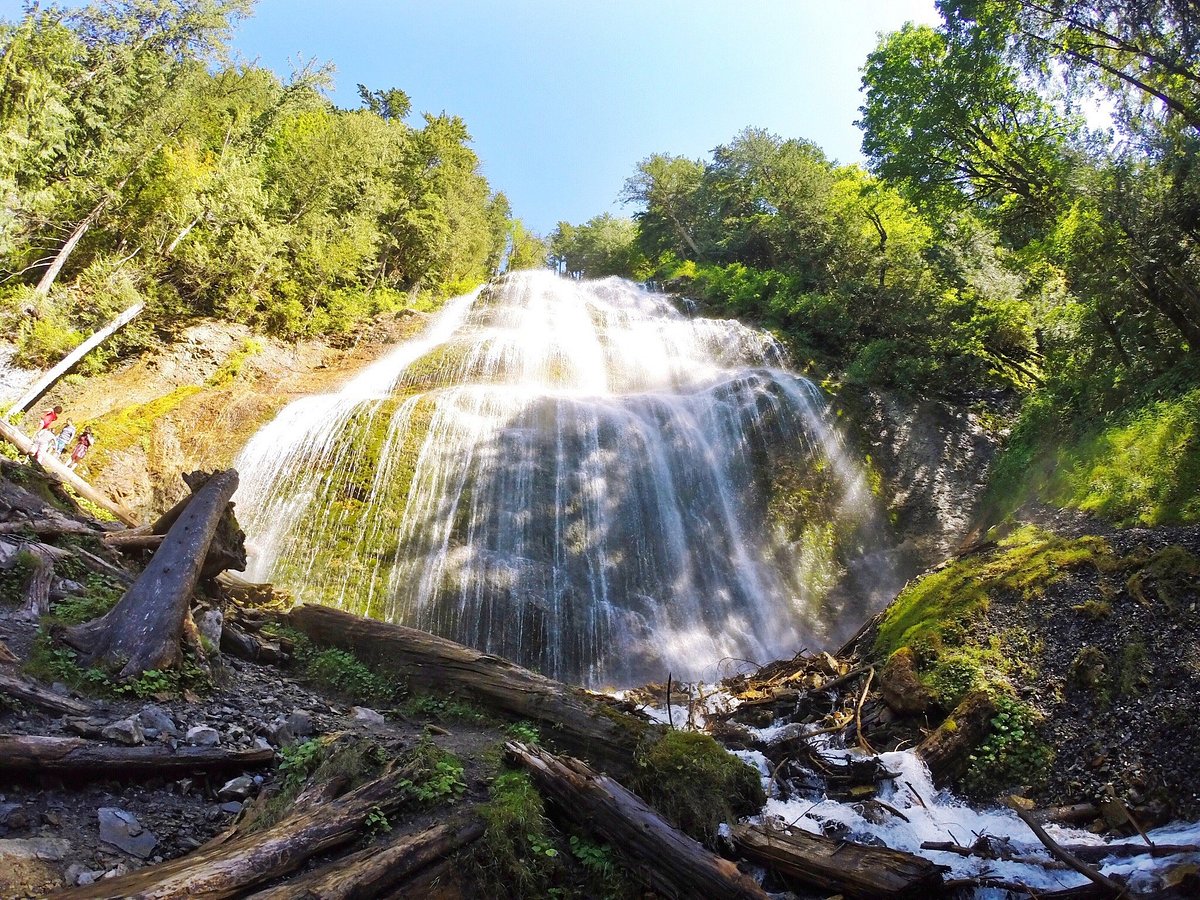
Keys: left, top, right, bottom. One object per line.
{"left": 0, "top": 734, "right": 272, "bottom": 778}
{"left": 245, "top": 812, "right": 485, "bottom": 899}
{"left": 916, "top": 689, "right": 996, "bottom": 786}
{"left": 286, "top": 603, "right": 658, "bottom": 778}
{"left": 506, "top": 740, "right": 770, "bottom": 900}
{"left": 0, "top": 672, "right": 92, "bottom": 715}
{"left": 52, "top": 760, "right": 419, "bottom": 900}
{"left": 62, "top": 469, "right": 241, "bottom": 679}
{"left": 731, "top": 822, "right": 946, "bottom": 899}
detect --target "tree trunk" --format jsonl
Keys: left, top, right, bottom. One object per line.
{"left": 19, "top": 543, "right": 53, "bottom": 619}
{"left": 0, "top": 419, "right": 141, "bottom": 526}
{"left": 62, "top": 470, "right": 240, "bottom": 678}
{"left": 916, "top": 689, "right": 996, "bottom": 787}
{"left": 52, "top": 761, "right": 421, "bottom": 900}
{"left": 245, "top": 813, "right": 485, "bottom": 899}
{"left": 0, "top": 734, "right": 272, "bottom": 779}
{"left": 6, "top": 301, "right": 144, "bottom": 416}
{"left": 33, "top": 198, "right": 110, "bottom": 296}
{"left": 286, "top": 604, "right": 659, "bottom": 778}
{"left": 506, "top": 741, "right": 770, "bottom": 900}
{"left": 0, "top": 671, "right": 93, "bottom": 715}
{"left": 731, "top": 822, "right": 946, "bottom": 899}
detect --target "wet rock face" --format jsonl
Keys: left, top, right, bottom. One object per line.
{"left": 834, "top": 386, "right": 1001, "bottom": 577}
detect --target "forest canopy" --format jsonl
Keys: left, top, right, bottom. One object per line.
{"left": 0, "top": 0, "right": 540, "bottom": 364}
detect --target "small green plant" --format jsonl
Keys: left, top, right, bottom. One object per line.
{"left": 569, "top": 835, "right": 613, "bottom": 877}
{"left": 402, "top": 692, "right": 487, "bottom": 723}
{"left": 963, "top": 694, "right": 1053, "bottom": 796}
{"left": 474, "top": 767, "right": 561, "bottom": 897}
{"left": 400, "top": 738, "right": 466, "bottom": 805}
{"left": 505, "top": 721, "right": 540, "bottom": 743}
{"left": 305, "top": 648, "right": 396, "bottom": 703}
{"left": 48, "top": 574, "right": 125, "bottom": 624}
{"left": 278, "top": 738, "right": 325, "bottom": 791}
{"left": 364, "top": 805, "right": 391, "bottom": 836}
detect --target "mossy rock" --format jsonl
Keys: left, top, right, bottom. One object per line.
{"left": 631, "top": 730, "right": 765, "bottom": 846}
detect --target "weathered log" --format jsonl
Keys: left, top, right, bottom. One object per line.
{"left": 63, "top": 470, "right": 240, "bottom": 678}
{"left": 1012, "top": 805, "right": 1125, "bottom": 895}
{"left": 52, "top": 760, "right": 420, "bottom": 900}
{"left": 246, "top": 812, "right": 485, "bottom": 899}
{"left": 102, "top": 526, "right": 162, "bottom": 550}
{"left": 1033, "top": 802, "right": 1102, "bottom": 826}
{"left": 0, "top": 734, "right": 273, "bottom": 778}
{"left": 287, "top": 604, "right": 659, "bottom": 778}
{"left": 916, "top": 688, "right": 996, "bottom": 786}
{"left": 731, "top": 822, "right": 945, "bottom": 899}
{"left": 220, "top": 619, "right": 282, "bottom": 664}
{"left": 506, "top": 740, "right": 769, "bottom": 900}
{"left": 0, "top": 420, "right": 140, "bottom": 526}
{"left": 0, "top": 519, "right": 101, "bottom": 536}
{"left": 0, "top": 671, "right": 92, "bottom": 715}
{"left": 19, "top": 543, "right": 53, "bottom": 619}
{"left": 0, "top": 641, "right": 17, "bottom": 665}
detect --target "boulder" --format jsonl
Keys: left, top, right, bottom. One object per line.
{"left": 97, "top": 808, "right": 157, "bottom": 859}
{"left": 351, "top": 706, "right": 386, "bottom": 728}
{"left": 880, "top": 647, "right": 932, "bottom": 715}
{"left": 101, "top": 716, "right": 145, "bottom": 746}
{"left": 185, "top": 725, "right": 221, "bottom": 747}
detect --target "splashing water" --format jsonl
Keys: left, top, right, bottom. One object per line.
{"left": 235, "top": 271, "right": 881, "bottom": 685}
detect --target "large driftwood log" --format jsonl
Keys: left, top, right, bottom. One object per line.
{"left": 916, "top": 688, "right": 996, "bottom": 786}
{"left": 0, "top": 671, "right": 92, "bottom": 715}
{"left": 287, "top": 604, "right": 659, "bottom": 778}
{"left": 731, "top": 822, "right": 946, "bottom": 899}
{"left": 246, "top": 812, "right": 485, "bottom": 899}
{"left": 52, "top": 760, "right": 419, "bottom": 900}
{"left": 506, "top": 740, "right": 770, "bottom": 900}
{"left": 0, "top": 734, "right": 272, "bottom": 778}
{"left": 62, "top": 470, "right": 240, "bottom": 678}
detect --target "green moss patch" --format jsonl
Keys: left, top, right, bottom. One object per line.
{"left": 631, "top": 730, "right": 765, "bottom": 846}
{"left": 85, "top": 385, "right": 203, "bottom": 473}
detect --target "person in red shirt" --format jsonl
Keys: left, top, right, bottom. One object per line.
{"left": 67, "top": 427, "right": 94, "bottom": 471}
{"left": 38, "top": 405, "right": 63, "bottom": 431}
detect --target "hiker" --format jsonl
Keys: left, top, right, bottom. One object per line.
{"left": 37, "top": 405, "right": 62, "bottom": 432}
{"left": 29, "top": 426, "right": 57, "bottom": 463}
{"left": 56, "top": 419, "right": 76, "bottom": 455}
{"left": 67, "top": 427, "right": 94, "bottom": 471}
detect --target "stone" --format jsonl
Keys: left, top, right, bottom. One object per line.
{"left": 350, "top": 706, "right": 386, "bottom": 727}
{"left": 880, "top": 647, "right": 932, "bottom": 715}
{"left": 218, "top": 775, "right": 256, "bottom": 801}
{"left": 137, "top": 704, "right": 180, "bottom": 738}
{"left": 97, "top": 808, "right": 157, "bottom": 859}
{"left": 185, "top": 725, "right": 220, "bottom": 747}
{"left": 814, "top": 651, "right": 841, "bottom": 676}
{"left": 101, "top": 716, "right": 145, "bottom": 746}
{"left": 197, "top": 608, "right": 224, "bottom": 652}
{"left": 266, "top": 718, "right": 295, "bottom": 747}
{"left": 287, "top": 709, "right": 314, "bottom": 737}
{"left": 253, "top": 737, "right": 273, "bottom": 752}
{"left": 65, "top": 863, "right": 104, "bottom": 887}
{"left": 219, "top": 801, "right": 243, "bottom": 815}
{"left": 0, "top": 837, "right": 72, "bottom": 897}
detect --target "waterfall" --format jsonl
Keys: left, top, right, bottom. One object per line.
{"left": 235, "top": 271, "right": 881, "bottom": 686}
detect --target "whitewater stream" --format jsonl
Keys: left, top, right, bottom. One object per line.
{"left": 236, "top": 271, "right": 880, "bottom": 686}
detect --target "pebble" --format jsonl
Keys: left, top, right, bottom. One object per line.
{"left": 185, "top": 725, "right": 220, "bottom": 747}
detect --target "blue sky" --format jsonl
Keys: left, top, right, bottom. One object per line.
{"left": 230, "top": 1, "right": 941, "bottom": 235}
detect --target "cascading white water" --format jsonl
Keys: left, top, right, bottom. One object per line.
{"left": 235, "top": 271, "right": 879, "bottom": 685}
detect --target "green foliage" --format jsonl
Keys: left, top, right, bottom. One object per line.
{"left": 505, "top": 721, "right": 540, "bottom": 744}
{"left": 364, "top": 805, "right": 391, "bottom": 836}
{"left": 24, "top": 632, "right": 209, "bottom": 698}
{"left": 548, "top": 214, "right": 647, "bottom": 279}
{"left": 399, "top": 737, "right": 466, "bottom": 805}
{"left": 874, "top": 525, "right": 1111, "bottom": 658}
{"left": 401, "top": 692, "right": 487, "bottom": 723}
{"left": 474, "top": 767, "right": 560, "bottom": 897}
{"left": 632, "top": 730, "right": 765, "bottom": 846}
{"left": 963, "top": 694, "right": 1053, "bottom": 796}
{"left": 47, "top": 574, "right": 124, "bottom": 624}
{"left": 305, "top": 648, "right": 397, "bottom": 703}
{"left": 0, "top": 549, "right": 35, "bottom": 605}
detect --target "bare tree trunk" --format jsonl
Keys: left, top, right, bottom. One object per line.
{"left": 62, "top": 470, "right": 241, "bottom": 678}
{"left": 33, "top": 198, "right": 110, "bottom": 296}
{"left": 7, "top": 301, "right": 144, "bottom": 416}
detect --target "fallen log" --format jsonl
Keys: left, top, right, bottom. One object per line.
{"left": 0, "top": 671, "right": 92, "bottom": 715}
{"left": 220, "top": 619, "right": 282, "bottom": 664}
{"left": 51, "top": 759, "right": 419, "bottom": 899}
{"left": 916, "top": 688, "right": 996, "bottom": 786}
{"left": 287, "top": 604, "right": 659, "bottom": 778}
{"left": 0, "top": 734, "right": 273, "bottom": 778}
{"left": 246, "top": 812, "right": 485, "bottom": 899}
{"left": 62, "top": 470, "right": 240, "bottom": 678}
{"left": 732, "top": 822, "right": 946, "bottom": 899}
{"left": 0, "top": 419, "right": 140, "bottom": 526}
{"left": 506, "top": 740, "right": 769, "bottom": 900}
{"left": 1012, "top": 805, "right": 1125, "bottom": 895}
{"left": 0, "top": 519, "right": 102, "bottom": 536}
